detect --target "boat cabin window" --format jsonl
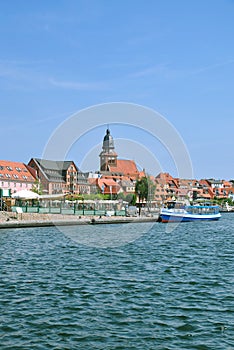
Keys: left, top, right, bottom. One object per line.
{"left": 167, "top": 201, "right": 185, "bottom": 209}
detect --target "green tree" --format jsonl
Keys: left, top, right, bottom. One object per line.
{"left": 126, "top": 193, "right": 136, "bottom": 205}
{"left": 147, "top": 177, "right": 156, "bottom": 202}
{"left": 135, "top": 176, "right": 156, "bottom": 202}
{"left": 135, "top": 177, "right": 148, "bottom": 201}
{"left": 116, "top": 192, "right": 125, "bottom": 201}
{"left": 116, "top": 192, "right": 136, "bottom": 205}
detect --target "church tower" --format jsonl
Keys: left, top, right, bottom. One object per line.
{"left": 99, "top": 128, "right": 118, "bottom": 171}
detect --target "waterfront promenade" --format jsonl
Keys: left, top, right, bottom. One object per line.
{"left": 0, "top": 211, "right": 159, "bottom": 229}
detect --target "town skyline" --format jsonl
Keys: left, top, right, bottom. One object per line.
{"left": 1, "top": 1, "right": 234, "bottom": 179}
{"left": 1, "top": 121, "right": 234, "bottom": 205}
{"left": 0, "top": 123, "right": 233, "bottom": 182}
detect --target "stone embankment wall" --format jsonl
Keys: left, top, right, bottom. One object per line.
{"left": 0, "top": 211, "right": 159, "bottom": 228}
{"left": 0, "top": 211, "right": 83, "bottom": 223}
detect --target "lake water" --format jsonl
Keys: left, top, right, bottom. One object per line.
{"left": 0, "top": 213, "right": 233, "bottom": 349}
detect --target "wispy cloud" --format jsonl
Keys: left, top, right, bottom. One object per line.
{"left": 0, "top": 59, "right": 52, "bottom": 90}
{"left": 49, "top": 78, "right": 107, "bottom": 91}
{"left": 129, "top": 63, "right": 169, "bottom": 78}
{"left": 191, "top": 59, "right": 234, "bottom": 74}
{"left": 0, "top": 109, "right": 79, "bottom": 131}
{"left": 129, "top": 59, "right": 234, "bottom": 81}
{"left": 0, "top": 60, "right": 107, "bottom": 91}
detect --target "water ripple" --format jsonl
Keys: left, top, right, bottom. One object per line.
{"left": 0, "top": 213, "right": 233, "bottom": 349}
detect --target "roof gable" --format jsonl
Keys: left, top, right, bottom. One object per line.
{"left": 34, "top": 158, "right": 78, "bottom": 172}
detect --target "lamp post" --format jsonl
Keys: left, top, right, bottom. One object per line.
{"left": 0, "top": 189, "right": 2, "bottom": 211}
{"left": 82, "top": 197, "right": 84, "bottom": 216}
{"left": 138, "top": 190, "right": 141, "bottom": 216}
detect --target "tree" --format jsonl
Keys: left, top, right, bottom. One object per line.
{"left": 126, "top": 193, "right": 136, "bottom": 205}
{"left": 135, "top": 177, "right": 148, "bottom": 202}
{"left": 117, "top": 192, "right": 136, "bottom": 205}
{"left": 147, "top": 177, "right": 156, "bottom": 202}
{"left": 135, "top": 176, "right": 156, "bottom": 202}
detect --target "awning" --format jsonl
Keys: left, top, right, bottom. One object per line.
{"left": 12, "top": 190, "right": 40, "bottom": 199}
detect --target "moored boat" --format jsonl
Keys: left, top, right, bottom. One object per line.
{"left": 159, "top": 201, "right": 221, "bottom": 223}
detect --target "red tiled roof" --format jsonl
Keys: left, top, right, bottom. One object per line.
{"left": 156, "top": 172, "right": 174, "bottom": 181}
{"left": 121, "top": 175, "right": 132, "bottom": 181}
{"left": 0, "top": 160, "right": 36, "bottom": 183}
{"left": 200, "top": 193, "right": 212, "bottom": 199}
{"left": 26, "top": 165, "right": 38, "bottom": 179}
{"left": 176, "top": 188, "right": 190, "bottom": 196}
{"left": 88, "top": 178, "right": 97, "bottom": 185}
{"left": 168, "top": 179, "right": 178, "bottom": 188}
{"left": 138, "top": 170, "right": 146, "bottom": 178}
{"left": 223, "top": 181, "right": 232, "bottom": 188}
{"left": 97, "top": 178, "right": 121, "bottom": 194}
{"left": 155, "top": 178, "right": 167, "bottom": 185}
{"left": 199, "top": 180, "right": 210, "bottom": 187}
{"left": 227, "top": 187, "right": 234, "bottom": 194}
{"left": 108, "top": 159, "right": 139, "bottom": 176}
{"left": 177, "top": 179, "right": 193, "bottom": 187}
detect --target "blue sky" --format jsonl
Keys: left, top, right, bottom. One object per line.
{"left": 0, "top": 0, "right": 233, "bottom": 180}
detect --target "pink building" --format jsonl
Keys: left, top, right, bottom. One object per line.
{"left": 0, "top": 160, "right": 37, "bottom": 194}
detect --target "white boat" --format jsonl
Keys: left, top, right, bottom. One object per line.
{"left": 159, "top": 201, "right": 221, "bottom": 223}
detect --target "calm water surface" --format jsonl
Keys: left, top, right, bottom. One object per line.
{"left": 0, "top": 213, "right": 233, "bottom": 349}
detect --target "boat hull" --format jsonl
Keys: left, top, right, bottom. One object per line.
{"left": 160, "top": 210, "right": 221, "bottom": 223}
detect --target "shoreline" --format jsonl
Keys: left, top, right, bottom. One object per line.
{"left": 0, "top": 212, "right": 159, "bottom": 229}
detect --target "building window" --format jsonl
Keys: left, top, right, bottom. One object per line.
{"left": 7, "top": 166, "right": 13, "bottom": 171}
